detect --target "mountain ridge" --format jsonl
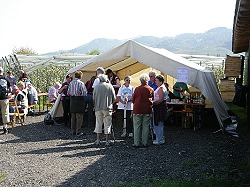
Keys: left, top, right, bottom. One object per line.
{"left": 45, "top": 27, "right": 233, "bottom": 57}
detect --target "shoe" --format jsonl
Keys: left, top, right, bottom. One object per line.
{"left": 142, "top": 144, "right": 148, "bottom": 148}
{"left": 3, "top": 128, "right": 8, "bottom": 135}
{"left": 95, "top": 139, "right": 100, "bottom": 146}
{"left": 153, "top": 140, "right": 160, "bottom": 145}
{"left": 160, "top": 139, "right": 165, "bottom": 144}
{"left": 128, "top": 133, "right": 133, "bottom": 137}
{"left": 153, "top": 140, "right": 164, "bottom": 145}
{"left": 76, "top": 132, "right": 84, "bottom": 136}
{"left": 121, "top": 132, "right": 127, "bottom": 138}
{"left": 105, "top": 140, "right": 111, "bottom": 146}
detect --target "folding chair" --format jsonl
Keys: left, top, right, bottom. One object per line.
{"left": 9, "top": 101, "right": 25, "bottom": 128}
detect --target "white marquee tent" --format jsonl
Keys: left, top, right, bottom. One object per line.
{"left": 49, "top": 40, "right": 232, "bottom": 132}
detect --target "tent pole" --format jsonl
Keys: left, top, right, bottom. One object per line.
{"left": 247, "top": 41, "right": 250, "bottom": 132}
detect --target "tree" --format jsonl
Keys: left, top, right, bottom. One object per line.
{"left": 87, "top": 49, "right": 100, "bottom": 55}
{"left": 12, "top": 46, "right": 38, "bottom": 55}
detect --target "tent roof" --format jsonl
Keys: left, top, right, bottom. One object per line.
{"left": 68, "top": 40, "right": 212, "bottom": 89}
{"left": 58, "top": 40, "right": 230, "bottom": 132}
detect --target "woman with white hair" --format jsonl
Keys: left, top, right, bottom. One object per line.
{"left": 48, "top": 82, "right": 61, "bottom": 103}
{"left": 93, "top": 74, "right": 116, "bottom": 146}
{"left": 148, "top": 70, "right": 158, "bottom": 91}
{"left": 132, "top": 73, "right": 154, "bottom": 148}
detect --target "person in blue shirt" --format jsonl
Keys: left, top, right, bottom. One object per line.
{"left": 148, "top": 70, "right": 158, "bottom": 91}
{"left": 148, "top": 70, "right": 157, "bottom": 141}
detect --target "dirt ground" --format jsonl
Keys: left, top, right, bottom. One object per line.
{"left": 0, "top": 111, "right": 250, "bottom": 187}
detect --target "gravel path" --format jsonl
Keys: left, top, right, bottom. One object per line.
{"left": 0, "top": 113, "right": 250, "bottom": 187}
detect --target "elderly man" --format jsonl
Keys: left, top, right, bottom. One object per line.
{"left": 92, "top": 67, "right": 105, "bottom": 88}
{"left": 67, "top": 71, "right": 87, "bottom": 136}
{"left": 0, "top": 67, "right": 11, "bottom": 134}
{"left": 93, "top": 74, "right": 116, "bottom": 146}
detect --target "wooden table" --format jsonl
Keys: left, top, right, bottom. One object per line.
{"left": 166, "top": 102, "right": 205, "bottom": 131}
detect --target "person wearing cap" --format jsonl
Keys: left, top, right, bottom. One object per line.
{"left": 58, "top": 74, "right": 72, "bottom": 127}
{"left": 173, "top": 81, "right": 190, "bottom": 99}
{"left": 0, "top": 67, "right": 11, "bottom": 134}
{"left": 48, "top": 82, "right": 61, "bottom": 103}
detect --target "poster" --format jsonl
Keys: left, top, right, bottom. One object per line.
{"left": 177, "top": 67, "right": 188, "bottom": 83}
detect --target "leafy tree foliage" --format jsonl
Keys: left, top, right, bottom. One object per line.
{"left": 87, "top": 50, "right": 100, "bottom": 55}
{"left": 208, "top": 65, "right": 224, "bottom": 83}
{"left": 28, "top": 64, "right": 73, "bottom": 93}
{"left": 12, "top": 47, "right": 38, "bottom": 55}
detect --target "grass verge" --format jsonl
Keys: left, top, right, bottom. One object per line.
{"left": 0, "top": 173, "right": 6, "bottom": 183}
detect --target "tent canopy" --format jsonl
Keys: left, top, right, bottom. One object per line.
{"left": 50, "top": 40, "right": 230, "bottom": 131}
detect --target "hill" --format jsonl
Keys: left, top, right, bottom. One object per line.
{"left": 45, "top": 27, "right": 233, "bottom": 57}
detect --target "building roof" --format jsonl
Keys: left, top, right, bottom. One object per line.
{"left": 233, "top": 0, "right": 250, "bottom": 53}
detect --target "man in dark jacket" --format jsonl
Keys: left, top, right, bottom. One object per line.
{"left": 0, "top": 67, "right": 11, "bottom": 134}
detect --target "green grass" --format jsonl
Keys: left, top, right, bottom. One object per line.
{"left": 0, "top": 173, "right": 6, "bottom": 183}
{"left": 225, "top": 102, "right": 248, "bottom": 133}
{"left": 111, "top": 177, "right": 244, "bottom": 187}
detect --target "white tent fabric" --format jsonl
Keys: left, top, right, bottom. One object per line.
{"left": 49, "top": 40, "right": 230, "bottom": 131}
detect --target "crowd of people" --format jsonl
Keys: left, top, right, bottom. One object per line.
{"left": 56, "top": 67, "right": 191, "bottom": 148}
{"left": 1, "top": 66, "right": 191, "bottom": 148}
{"left": 0, "top": 68, "right": 38, "bottom": 134}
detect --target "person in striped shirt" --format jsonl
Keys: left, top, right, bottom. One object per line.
{"left": 67, "top": 71, "right": 87, "bottom": 136}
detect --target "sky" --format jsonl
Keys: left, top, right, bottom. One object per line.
{"left": 0, "top": 0, "right": 236, "bottom": 57}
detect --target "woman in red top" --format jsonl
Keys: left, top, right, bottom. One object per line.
{"left": 132, "top": 73, "right": 154, "bottom": 148}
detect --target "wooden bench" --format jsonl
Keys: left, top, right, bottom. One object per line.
{"left": 9, "top": 101, "right": 25, "bottom": 128}
{"left": 28, "top": 104, "right": 35, "bottom": 109}
{"left": 44, "top": 102, "right": 54, "bottom": 111}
